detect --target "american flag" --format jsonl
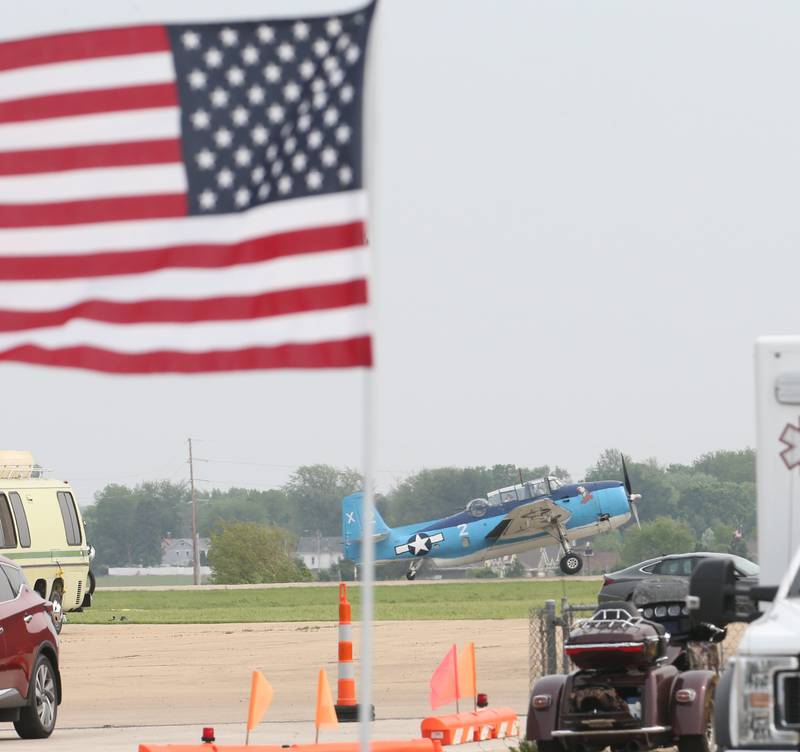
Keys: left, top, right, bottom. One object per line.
{"left": 0, "top": 4, "right": 374, "bottom": 373}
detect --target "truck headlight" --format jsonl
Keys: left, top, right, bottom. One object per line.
{"left": 733, "top": 656, "right": 799, "bottom": 747}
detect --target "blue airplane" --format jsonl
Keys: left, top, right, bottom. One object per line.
{"left": 342, "top": 459, "right": 642, "bottom": 579}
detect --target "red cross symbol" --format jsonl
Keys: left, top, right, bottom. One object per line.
{"left": 779, "top": 417, "right": 800, "bottom": 469}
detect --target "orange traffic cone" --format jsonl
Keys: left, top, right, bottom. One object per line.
{"left": 334, "top": 583, "right": 374, "bottom": 722}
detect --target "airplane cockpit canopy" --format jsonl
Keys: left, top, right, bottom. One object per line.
{"left": 482, "top": 476, "right": 563, "bottom": 511}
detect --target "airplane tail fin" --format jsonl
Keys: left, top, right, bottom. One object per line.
{"left": 342, "top": 492, "right": 391, "bottom": 563}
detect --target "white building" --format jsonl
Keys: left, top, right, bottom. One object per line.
{"left": 162, "top": 537, "right": 210, "bottom": 566}
{"left": 296, "top": 536, "right": 343, "bottom": 571}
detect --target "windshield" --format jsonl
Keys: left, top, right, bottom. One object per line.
{"left": 548, "top": 476, "right": 563, "bottom": 490}
{"left": 730, "top": 555, "right": 759, "bottom": 577}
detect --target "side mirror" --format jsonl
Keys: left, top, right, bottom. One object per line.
{"left": 688, "top": 558, "right": 738, "bottom": 626}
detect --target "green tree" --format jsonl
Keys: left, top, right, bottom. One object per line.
{"left": 283, "top": 465, "right": 363, "bottom": 535}
{"left": 619, "top": 517, "right": 696, "bottom": 567}
{"left": 692, "top": 449, "right": 755, "bottom": 484}
{"left": 208, "top": 521, "right": 311, "bottom": 584}
{"left": 198, "top": 488, "right": 291, "bottom": 536}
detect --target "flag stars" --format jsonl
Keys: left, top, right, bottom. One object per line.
{"left": 313, "top": 91, "right": 328, "bottom": 110}
{"left": 292, "top": 152, "right": 307, "bottom": 172}
{"left": 266, "top": 144, "right": 279, "bottom": 160}
{"left": 257, "top": 24, "right": 275, "bottom": 44}
{"left": 198, "top": 189, "right": 217, "bottom": 210}
{"left": 297, "top": 113, "right": 312, "bottom": 132}
{"left": 188, "top": 69, "right": 207, "bottom": 89}
{"left": 284, "top": 136, "right": 297, "bottom": 154}
{"left": 335, "top": 124, "right": 351, "bottom": 143}
{"left": 326, "top": 18, "right": 342, "bottom": 37}
{"left": 226, "top": 66, "right": 245, "bottom": 86}
{"left": 277, "top": 42, "right": 295, "bottom": 62}
{"left": 234, "top": 187, "right": 251, "bottom": 207}
{"left": 258, "top": 184, "right": 271, "bottom": 199}
{"left": 336, "top": 34, "right": 351, "bottom": 52}
{"left": 205, "top": 47, "right": 223, "bottom": 68}
{"left": 195, "top": 148, "right": 215, "bottom": 169}
{"left": 264, "top": 63, "right": 281, "bottom": 83}
{"left": 182, "top": 31, "right": 201, "bottom": 50}
{"left": 307, "top": 130, "right": 323, "bottom": 149}
{"left": 247, "top": 84, "right": 265, "bottom": 105}
{"left": 338, "top": 165, "right": 353, "bottom": 185}
{"left": 313, "top": 38, "right": 330, "bottom": 57}
{"left": 293, "top": 21, "right": 310, "bottom": 40}
{"left": 231, "top": 106, "right": 249, "bottom": 126}
{"left": 322, "top": 57, "right": 339, "bottom": 74}
{"left": 220, "top": 27, "right": 239, "bottom": 47}
{"left": 306, "top": 169, "right": 323, "bottom": 190}
{"left": 345, "top": 45, "right": 360, "bottom": 65}
{"left": 271, "top": 160, "right": 284, "bottom": 177}
{"left": 251, "top": 166, "right": 266, "bottom": 183}
{"left": 216, "top": 168, "right": 234, "bottom": 188}
{"left": 299, "top": 59, "right": 316, "bottom": 80}
{"left": 251, "top": 124, "right": 269, "bottom": 145}
{"left": 267, "top": 103, "right": 285, "bottom": 123}
{"left": 234, "top": 146, "right": 252, "bottom": 166}
{"left": 277, "top": 175, "right": 293, "bottom": 195}
{"left": 323, "top": 107, "right": 339, "bottom": 126}
{"left": 241, "top": 45, "right": 259, "bottom": 65}
{"left": 320, "top": 146, "right": 338, "bottom": 167}
{"left": 283, "top": 81, "right": 301, "bottom": 102}
{"left": 210, "top": 87, "right": 229, "bottom": 108}
{"left": 329, "top": 69, "right": 344, "bottom": 87}
{"left": 191, "top": 109, "right": 211, "bottom": 129}
{"left": 339, "top": 84, "right": 354, "bottom": 103}
{"left": 214, "top": 127, "right": 233, "bottom": 148}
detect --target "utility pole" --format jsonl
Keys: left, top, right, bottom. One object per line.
{"left": 188, "top": 438, "right": 200, "bottom": 586}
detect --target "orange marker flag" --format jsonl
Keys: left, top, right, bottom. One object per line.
{"left": 315, "top": 668, "right": 338, "bottom": 742}
{"left": 430, "top": 644, "right": 459, "bottom": 710}
{"left": 246, "top": 671, "right": 274, "bottom": 744}
{"left": 457, "top": 642, "right": 477, "bottom": 703}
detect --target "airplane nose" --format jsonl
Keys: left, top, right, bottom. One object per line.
{"left": 621, "top": 453, "right": 643, "bottom": 529}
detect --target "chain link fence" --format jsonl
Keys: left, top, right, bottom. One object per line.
{"left": 528, "top": 597, "right": 749, "bottom": 691}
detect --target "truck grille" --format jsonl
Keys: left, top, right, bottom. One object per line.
{"left": 778, "top": 673, "right": 800, "bottom": 728}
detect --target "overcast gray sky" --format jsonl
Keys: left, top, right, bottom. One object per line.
{"left": 4, "top": 1, "right": 800, "bottom": 505}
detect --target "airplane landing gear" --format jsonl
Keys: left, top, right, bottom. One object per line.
{"left": 554, "top": 521, "right": 584, "bottom": 575}
{"left": 559, "top": 552, "right": 584, "bottom": 574}
{"left": 406, "top": 558, "right": 423, "bottom": 581}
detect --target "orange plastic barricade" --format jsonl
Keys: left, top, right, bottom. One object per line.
{"left": 420, "top": 708, "right": 519, "bottom": 746}
{"left": 139, "top": 739, "right": 443, "bottom": 752}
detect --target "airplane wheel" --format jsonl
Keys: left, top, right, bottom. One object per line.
{"left": 559, "top": 553, "right": 583, "bottom": 575}
{"left": 406, "top": 570, "right": 417, "bottom": 581}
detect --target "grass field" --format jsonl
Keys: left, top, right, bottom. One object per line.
{"left": 67, "top": 579, "right": 601, "bottom": 624}
{"left": 96, "top": 575, "right": 198, "bottom": 587}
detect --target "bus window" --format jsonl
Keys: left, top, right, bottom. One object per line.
{"left": 57, "top": 491, "right": 82, "bottom": 545}
{"left": 0, "top": 495, "right": 17, "bottom": 549}
{"left": 8, "top": 492, "right": 30, "bottom": 548}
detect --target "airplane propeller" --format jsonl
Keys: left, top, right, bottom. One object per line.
{"left": 621, "top": 453, "right": 643, "bottom": 530}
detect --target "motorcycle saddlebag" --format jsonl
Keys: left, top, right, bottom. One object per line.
{"left": 565, "top": 616, "right": 665, "bottom": 670}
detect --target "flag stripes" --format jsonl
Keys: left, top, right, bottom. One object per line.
{"left": 0, "top": 10, "right": 373, "bottom": 373}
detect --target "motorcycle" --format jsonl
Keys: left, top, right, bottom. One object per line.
{"left": 527, "top": 579, "right": 725, "bottom": 752}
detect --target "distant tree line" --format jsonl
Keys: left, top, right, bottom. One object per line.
{"left": 82, "top": 449, "right": 756, "bottom": 581}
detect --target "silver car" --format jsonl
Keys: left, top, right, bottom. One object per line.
{"left": 597, "top": 551, "right": 759, "bottom": 604}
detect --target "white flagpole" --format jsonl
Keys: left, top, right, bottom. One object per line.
{"left": 359, "top": 3, "right": 380, "bottom": 751}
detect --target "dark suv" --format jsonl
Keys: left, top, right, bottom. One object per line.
{"left": 0, "top": 556, "right": 60, "bottom": 738}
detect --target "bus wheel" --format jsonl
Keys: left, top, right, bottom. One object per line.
{"left": 48, "top": 590, "right": 64, "bottom": 635}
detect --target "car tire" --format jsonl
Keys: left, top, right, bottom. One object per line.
{"left": 49, "top": 589, "right": 64, "bottom": 635}
{"left": 14, "top": 654, "right": 58, "bottom": 739}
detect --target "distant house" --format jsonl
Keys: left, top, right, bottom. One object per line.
{"left": 297, "top": 536, "right": 343, "bottom": 571}
{"left": 162, "top": 537, "right": 210, "bottom": 566}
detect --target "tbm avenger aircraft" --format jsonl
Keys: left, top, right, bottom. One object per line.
{"left": 342, "top": 458, "right": 642, "bottom": 579}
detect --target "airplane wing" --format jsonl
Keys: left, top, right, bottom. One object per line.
{"left": 485, "top": 498, "right": 572, "bottom": 542}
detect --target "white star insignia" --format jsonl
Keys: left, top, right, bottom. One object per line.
{"left": 198, "top": 189, "right": 217, "bottom": 210}
{"left": 326, "top": 18, "right": 343, "bottom": 37}
{"left": 205, "top": 47, "right": 223, "bottom": 68}
{"left": 241, "top": 45, "right": 259, "bottom": 65}
{"left": 408, "top": 534, "right": 430, "bottom": 555}
{"left": 216, "top": 168, "right": 234, "bottom": 188}
{"left": 257, "top": 25, "right": 275, "bottom": 44}
{"left": 187, "top": 69, "right": 207, "bottom": 90}
{"left": 182, "top": 31, "right": 201, "bottom": 50}
{"left": 220, "top": 27, "right": 238, "bottom": 47}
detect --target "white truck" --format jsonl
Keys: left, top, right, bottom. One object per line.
{"left": 690, "top": 336, "right": 800, "bottom": 750}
